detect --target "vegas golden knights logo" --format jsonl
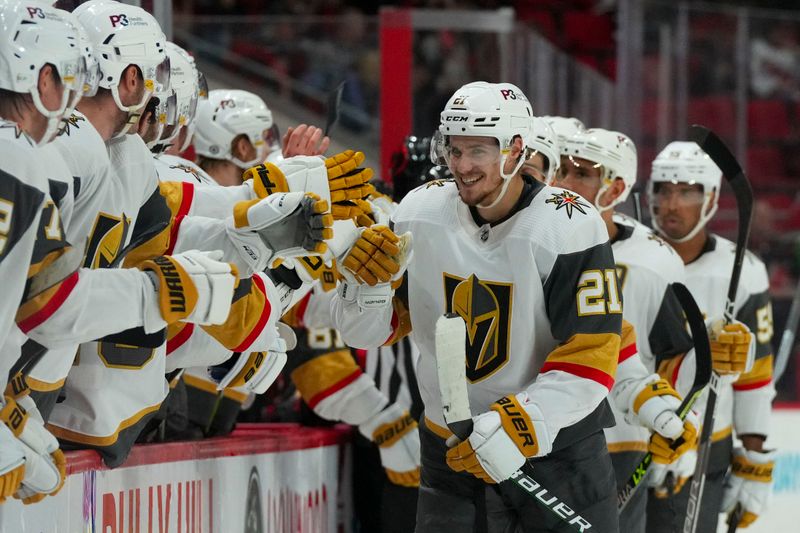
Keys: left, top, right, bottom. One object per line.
{"left": 83, "top": 212, "right": 131, "bottom": 269}
{"left": 443, "top": 273, "right": 513, "bottom": 382}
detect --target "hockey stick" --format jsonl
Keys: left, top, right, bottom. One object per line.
{"left": 773, "top": 268, "right": 800, "bottom": 383}
{"left": 617, "top": 282, "right": 712, "bottom": 512}
{"left": 435, "top": 314, "right": 593, "bottom": 532}
{"left": 632, "top": 190, "right": 643, "bottom": 223}
{"left": 324, "top": 81, "right": 345, "bottom": 137}
{"left": 684, "top": 125, "right": 754, "bottom": 533}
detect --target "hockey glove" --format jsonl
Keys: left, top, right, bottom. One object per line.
{"left": 232, "top": 191, "right": 333, "bottom": 265}
{"left": 708, "top": 318, "right": 755, "bottom": 376}
{"left": 243, "top": 151, "right": 374, "bottom": 221}
{"left": 649, "top": 447, "right": 697, "bottom": 498}
{"left": 0, "top": 424, "right": 26, "bottom": 502}
{"left": 359, "top": 403, "right": 420, "bottom": 487}
{"left": 0, "top": 396, "right": 64, "bottom": 504}
{"left": 446, "top": 394, "right": 552, "bottom": 484}
{"left": 140, "top": 250, "right": 238, "bottom": 326}
{"left": 340, "top": 225, "right": 411, "bottom": 286}
{"left": 626, "top": 377, "right": 699, "bottom": 464}
{"left": 721, "top": 447, "right": 775, "bottom": 528}
{"left": 214, "top": 323, "right": 295, "bottom": 394}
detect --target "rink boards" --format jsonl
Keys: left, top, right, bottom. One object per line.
{"left": 0, "top": 423, "right": 352, "bottom": 533}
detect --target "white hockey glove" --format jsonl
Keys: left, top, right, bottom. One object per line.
{"left": 446, "top": 394, "right": 552, "bottom": 484}
{"left": 242, "top": 151, "right": 374, "bottom": 221}
{"left": 140, "top": 250, "right": 238, "bottom": 326}
{"left": 623, "top": 376, "right": 699, "bottom": 464}
{"left": 649, "top": 448, "right": 697, "bottom": 498}
{"left": 721, "top": 447, "right": 775, "bottom": 528}
{"left": 0, "top": 396, "right": 65, "bottom": 504}
{"left": 214, "top": 323, "right": 296, "bottom": 395}
{"left": 0, "top": 424, "right": 26, "bottom": 503}
{"left": 359, "top": 403, "right": 420, "bottom": 487}
{"left": 708, "top": 317, "right": 755, "bottom": 376}
{"left": 339, "top": 225, "right": 412, "bottom": 286}
{"left": 229, "top": 192, "right": 333, "bottom": 267}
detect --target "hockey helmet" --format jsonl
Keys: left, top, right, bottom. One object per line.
{"left": 524, "top": 116, "right": 560, "bottom": 182}
{"left": 559, "top": 128, "right": 637, "bottom": 212}
{"left": 0, "top": 1, "right": 87, "bottom": 144}
{"left": 74, "top": 0, "right": 170, "bottom": 136}
{"left": 648, "top": 141, "right": 722, "bottom": 242}
{"left": 194, "top": 89, "right": 279, "bottom": 169}
{"left": 153, "top": 42, "right": 199, "bottom": 149}
{"left": 431, "top": 81, "right": 533, "bottom": 208}
{"left": 542, "top": 116, "right": 586, "bottom": 156}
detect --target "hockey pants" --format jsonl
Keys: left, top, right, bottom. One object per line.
{"left": 416, "top": 416, "right": 619, "bottom": 533}
{"left": 610, "top": 450, "right": 647, "bottom": 533}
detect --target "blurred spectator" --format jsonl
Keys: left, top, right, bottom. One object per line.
{"left": 751, "top": 22, "right": 800, "bottom": 100}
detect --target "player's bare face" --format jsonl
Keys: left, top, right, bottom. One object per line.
{"left": 554, "top": 156, "right": 603, "bottom": 203}
{"left": 446, "top": 136, "right": 503, "bottom": 206}
{"left": 522, "top": 152, "right": 548, "bottom": 183}
{"left": 651, "top": 182, "right": 705, "bottom": 240}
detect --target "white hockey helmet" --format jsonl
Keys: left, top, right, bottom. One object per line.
{"left": 180, "top": 65, "right": 208, "bottom": 153}
{"left": 431, "top": 81, "right": 534, "bottom": 208}
{"left": 193, "top": 89, "right": 279, "bottom": 169}
{"left": 542, "top": 116, "right": 586, "bottom": 155}
{"left": 561, "top": 128, "right": 637, "bottom": 212}
{"left": 62, "top": 10, "right": 101, "bottom": 98}
{"left": 155, "top": 42, "right": 199, "bottom": 149}
{"left": 0, "top": 1, "right": 87, "bottom": 144}
{"left": 648, "top": 141, "right": 722, "bottom": 243}
{"left": 525, "top": 116, "right": 560, "bottom": 181}
{"left": 74, "top": 0, "right": 170, "bottom": 136}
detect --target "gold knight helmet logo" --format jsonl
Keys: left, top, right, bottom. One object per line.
{"left": 83, "top": 213, "right": 131, "bottom": 269}
{"left": 444, "top": 273, "right": 512, "bottom": 382}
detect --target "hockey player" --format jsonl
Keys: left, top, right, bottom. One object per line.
{"left": 646, "top": 141, "right": 774, "bottom": 531}
{"left": 0, "top": 0, "right": 243, "bottom": 504}
{"left": 194, "top": 88, "right": 331, "bottom": 187}
{"left": 24, "top": 0, "right": 330, "bottom": 466}
{"left": 553, "top": 128, "right": 699, "bottom": 532}
{"left": 329, "top": 81, "right": 623, "bottom": 532}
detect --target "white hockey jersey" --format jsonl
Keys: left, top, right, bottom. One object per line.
{"left": 604, "top": 214, "right": 692, "bottom": 450}
{"left": 672, "top": 235, "right": 774, "bottom": 440}
{"left": 333, "top": 178, "right": 623, "bottom": 451}
{"left": 33, "top": 119, "right": 281, "bottom": 465}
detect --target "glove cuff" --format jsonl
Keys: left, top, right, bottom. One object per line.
{"left": 632, "top": 378, "right": 680, "bottom": 414}
{"left": 733, "top": 448, "right": 776, "bottom": 482}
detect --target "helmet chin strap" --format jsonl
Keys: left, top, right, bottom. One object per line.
{"left": 476, "top": 153, "right": 524, "bottom": 209}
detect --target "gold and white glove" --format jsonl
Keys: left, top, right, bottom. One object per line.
{"left": 708, "top": 318, "right": 755, "bottom": 376}
{"left": 140, "top": 250, "right": 238, "bottom": 326}
{"left": 230, "top": 192, "right": 333, "bottom": 265}
{"left": 0, "top": 424, "right": 26, "bottom": 503}
{"left": 243, "top": 150, "right": 374, "bottom": 221}
{"left": 625, "top": 377, "right": 699, "bottom": 464}
{"left": 721, "top": 447, "right": 775, "bottom": 528}
{"left": 0, "top": 396, "right": 65, "bottom": 504}
{"left": 339, "top": 225, "right": 411, "bottom": 286}
{"left": 359, "top": 403, "right": 420, "bottom": 487}
{"left": 446, "top": 394, "right": 552, "bottom": 484}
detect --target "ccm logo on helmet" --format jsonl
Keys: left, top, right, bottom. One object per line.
{"left": 445, "top": 116, "right": 468, "bottom": 122}
{"left": 26, "top": 6, "right": 45, "bottom": 18}
{"left": 109, "top": 14, "right": 129, "bottom": 27}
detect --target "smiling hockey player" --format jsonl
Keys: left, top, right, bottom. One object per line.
{"left": 327, "top": 81, "right": 623, "bottom": 532}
